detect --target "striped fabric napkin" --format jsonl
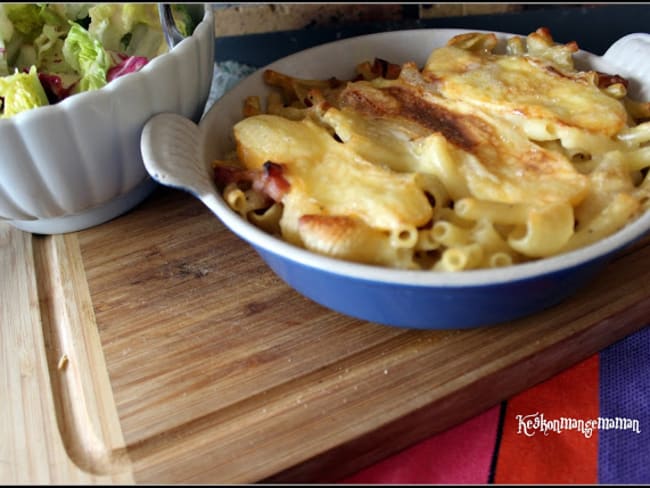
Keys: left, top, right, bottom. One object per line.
{"left": 341, "top": 326, "right": 650, "bottom": 484}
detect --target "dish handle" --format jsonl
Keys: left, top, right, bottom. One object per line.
{"left": 140, "top": 113, "right": 216, "bottom": 199}
{"left": 602, "top": 33, "right": 650, "bottom": 100}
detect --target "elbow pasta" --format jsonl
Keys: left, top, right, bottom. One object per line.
{"left": 212, "top": 28, "right": 650, "bottom": 271}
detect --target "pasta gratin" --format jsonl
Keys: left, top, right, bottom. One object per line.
{"left": 211, "top": 28, "right": 650, "bottom": 271}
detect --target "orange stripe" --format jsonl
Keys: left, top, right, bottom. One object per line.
{"left": 494, "top": 354, "right": 599, "bottom": 484}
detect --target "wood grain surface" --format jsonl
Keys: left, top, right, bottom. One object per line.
{"left": 2, "top": 223, "right": 132, "bottom": 484}
{"left": 3, "top": 185, "right": 650, "bottom": 484}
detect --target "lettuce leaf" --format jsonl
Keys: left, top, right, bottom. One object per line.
{"left": 46, "top": 3, "right": 95, "bottom": 23}
{"left": 88, "top": 4, "right": 167, "bottom": 59}
{"left": 171, "top": 5, "right": 196, "bottom": 38}
{"left": 62, "top": 22, "right": 110, "bottom": 93}
{"left": 3, "top": 4, "right": 44, "bottom": 41}
{"left": 34, "top": 23, "right": 77, "bottom": 80}
{"left": 0, "top": 65, "right": 49, "bottom": 117}
{"left": 0, "top": 5, "right": 15, "bottom": 43}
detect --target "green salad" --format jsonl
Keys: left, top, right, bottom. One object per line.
{"left": 0, "top": 3, "right": 196, "bottom": 118}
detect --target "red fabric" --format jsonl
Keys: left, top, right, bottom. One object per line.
{"left": 493, "top": 354, "right": 599, "bottom": 484}
{"left": 343, "top": 405, "right": 501, "bottom": 484}
{"left": 341, "top": 354, "right": 600, "bottom": 484}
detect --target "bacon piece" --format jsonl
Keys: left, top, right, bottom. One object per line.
{"left": 595, "top": 71, "right": 629, "bottom": 90}
{"left": 372, "top": 58, "right": 402, "bottom": 80}
{"left": 213, "top": 164, "right": 255, "bottom": 186}
{"left": 253, "top": 162, "right": 291, "bottom": 202}
{"left": 213, "top": 161, "right": 290, "bottom": 203}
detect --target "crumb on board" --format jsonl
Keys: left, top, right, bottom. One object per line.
{"left": 57, "top": 354, "right": 69, "bottom": 371}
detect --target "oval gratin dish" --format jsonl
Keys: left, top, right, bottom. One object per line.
{"left": 141, "top": 28, "right": 650, "bottom": 329}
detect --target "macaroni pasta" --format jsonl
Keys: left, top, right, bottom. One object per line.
{"left": 211, "top": 28, "right": 650, "bottom": 271}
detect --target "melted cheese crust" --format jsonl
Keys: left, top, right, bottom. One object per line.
{"left": 424, "top": 45, "right": 628, "bottom": 136}
{"left": 333, "top": 69, "right": 590, "bottom": 205}
{"left": 234, "top": 114, "right": 433, "bottom": 236}
{"left": 217, "top": 30, "right": 649, "bottom": 268}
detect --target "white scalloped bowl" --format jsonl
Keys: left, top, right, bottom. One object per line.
{"left": 141, "top": 29, "right": 650, "bottom": 330}
{"left": 0, "top": 4, "right": 214, "bottom": 234}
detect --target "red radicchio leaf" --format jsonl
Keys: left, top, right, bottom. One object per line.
{"left": 38, "top": 72, "right": 74, "bottom": 104}
{"left": 107, "top": 55, "right": 149, "bottom": 82}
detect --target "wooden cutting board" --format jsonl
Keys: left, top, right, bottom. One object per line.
{"left": 3, "top": 185, "right": 650, "bottom": 484}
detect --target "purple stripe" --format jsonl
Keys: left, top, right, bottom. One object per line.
{"left": 599, "top": 326, "right": 650, "bottom": 483}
